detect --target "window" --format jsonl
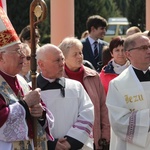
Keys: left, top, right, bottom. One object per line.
{"left": 119, "top": 25, "right": 129, "bottom": 35}
{"left": 106, "top": 25, "right": 117, "bottom": 35}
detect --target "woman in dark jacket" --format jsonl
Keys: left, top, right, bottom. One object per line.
{"left": 100, "top": 36, "right": 130, "bottom": 94}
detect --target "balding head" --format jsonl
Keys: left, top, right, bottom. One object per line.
{"left": 36, "top": 44, "right": 61, "bottom": 61}
{"left": 124, "top": 32, "right": 150, "bottom": 70}
{"left": 124, "top": 32, "right": 149, "bottom": 51}
{"left": 36, "top": 44, "right": 65, "bottom": 79}
{"left": 126, "top": 26, "right": 141, "bottom": 37}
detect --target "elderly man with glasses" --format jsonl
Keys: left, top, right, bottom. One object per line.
{"left": 106, "top": 32, "right": 150, "bottom": 150}
{"left": 0, "top": 7, "right": 54, "bottom": 150}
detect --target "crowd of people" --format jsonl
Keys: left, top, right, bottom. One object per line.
{"left": 1, "top": 5, "right": 150, "bottom": 150}
{"left": 58, "top": 37, "right": 110, "bottom": 150}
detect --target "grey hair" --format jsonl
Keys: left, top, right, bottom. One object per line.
{"left": 58, "top": 37, "right": 83, "bottom": 57}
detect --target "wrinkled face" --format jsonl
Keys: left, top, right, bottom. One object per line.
{"left": 126, "top": 36, "right": 150, "bottom": 70}
{"left": 0, "top": 43, "right": 25, "bottom": 76}
{"left": 38, "top": 49, "right": 65, "bottom": 79}
{"left": 111, "top": 45, "right": 127, "bottom": 65}
{"left": 21, "top": 46, "right": 31, "bottom": 74}
{"left": 92, "top": 26, "right": 107, "bottom": 40}
{"left": 65, "top": 46, "right": 83, "bottom": 71}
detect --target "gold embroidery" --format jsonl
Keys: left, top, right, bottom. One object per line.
{"left": 13, "top": 140, "right": 32, "bottom": 150}
{"left": 125, "top": 94, "right": 144, "bottom": 104}
{"left": 125, "top": 95, "right": 133, "bottom": 103}
{"left": 133, "top": 95, "right": 138, "bottom": 102}
{"left": 129, "top": 109, "right": 135, "bottom": 112}
{"left": 138, "top": 94, "right": 144, "bottom": 101}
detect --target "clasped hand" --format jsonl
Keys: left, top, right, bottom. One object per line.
{"left": 23, "top": 88, "right": 44, "bottom": 118}
{"left": 55, "top": 138, "right": 71, "bottom": 150}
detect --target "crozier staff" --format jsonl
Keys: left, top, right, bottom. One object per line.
{"left": 29, "top": 0, "right": 47, "bottom": 148}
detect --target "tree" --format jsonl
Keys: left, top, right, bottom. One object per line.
{"left": 114, "top": 0, "right": 146, "bottom": 31}
{"left": 7, "top": 0, "right": 50, "bottom": 44}
{"left": 114, "top": 0, "right": 129, "bottom": 17}
{"left": 127, "top": 0, "right": 145, "bottom": 31}
{"left": 75, "top": 0, "right": 121, "bottom": 38}
{"left": 6, "top": 0, "right": 146, "bottom": 43}
{"left": 38, "top": 0, "right": 50, "bottom": 43}
{"left": 104, "top": 0, "right": 121, "bottom": 19}
{"left": 7, "top": 0, "right": 31, "bottom": 34}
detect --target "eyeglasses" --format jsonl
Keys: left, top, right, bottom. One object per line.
{"left": 26, "top": 56, "right": 31, "bottom": 61}
{"left": 128, "top": 45, "right": 150, "bottom": 51}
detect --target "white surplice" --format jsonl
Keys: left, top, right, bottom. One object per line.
{"left": 40, "top": 78, "right": 94, "bottom": 149}
{"left": 106, "top": 65, "right": 150, "bottom": 150}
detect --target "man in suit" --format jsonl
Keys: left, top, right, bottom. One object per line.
{"left": 81, "top": 15, "right": 108, "bottom": 72}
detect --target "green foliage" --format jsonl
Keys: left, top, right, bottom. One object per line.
{"left": 7, "top": 0, "right": 31, "bottom": 34}
{"left": 6, "top": 0, "right": 50, "bottom": 44}
{"left": 114, "top": 0, "right": 145, "bottom": 31}
{"left": 75, "top": 0, "right": 121, "bottom": 38}
{"left": 104, "top": 0, "right": 121, "bottom": 19}
{"left": 127, "top": 0, "right": 145, "bottom": 31}
{"left": 6, "top": 0, "right": 146, "bottom": 44}
{"left": 114, "top": 0, "right": 129, "bottom": 16}
{"left": 38, "top": 0, "right": 50, "bottom": 44}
